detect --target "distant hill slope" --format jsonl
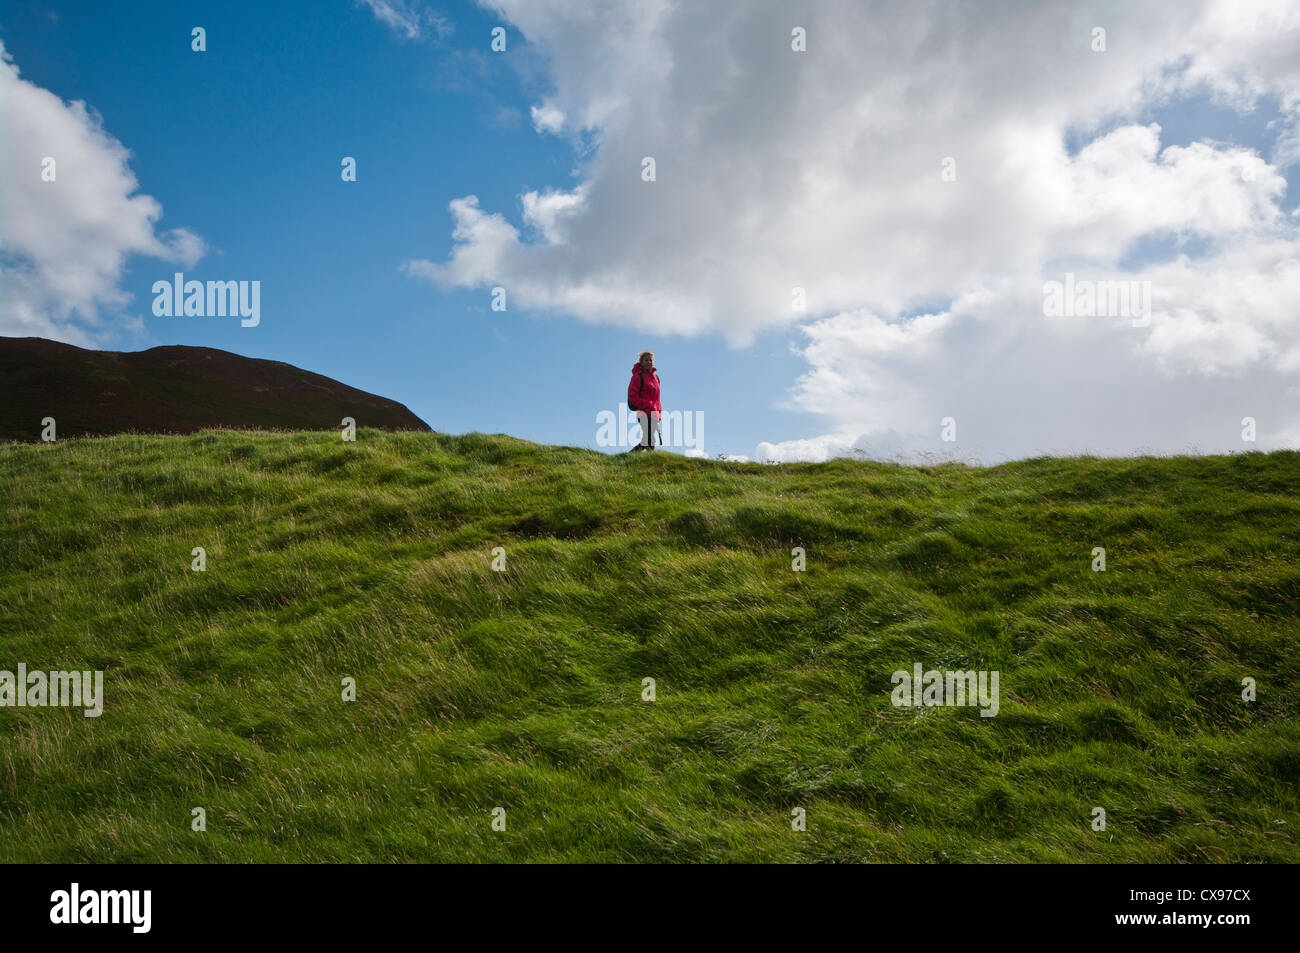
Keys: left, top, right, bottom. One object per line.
{"left": 0, "top": 336, "right": 431, "bottom": 441}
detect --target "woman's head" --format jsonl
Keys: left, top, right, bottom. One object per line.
{"left": 638, "top": 350, "right": 655, "bottom": 369}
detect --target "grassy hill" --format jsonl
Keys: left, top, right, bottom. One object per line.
{"left": 1, "top": 429, "right": 1297, "bottom": 863}
{"left": 0, "top": 337, "right": 431, "bottom": 442}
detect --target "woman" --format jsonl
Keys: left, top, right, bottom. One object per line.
{"left": 627, "top": 350, "right": 661, "bottom": 451}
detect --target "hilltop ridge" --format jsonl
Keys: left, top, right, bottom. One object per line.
{"left": 0, "top": 337, "right": 431, "bottom": 442}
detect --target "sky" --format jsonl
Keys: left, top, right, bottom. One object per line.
{"left": 2, "top": 0, "right": 1299, "bottom": 462}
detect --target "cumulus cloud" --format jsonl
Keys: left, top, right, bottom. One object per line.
{"left": 760, "top": 235, "right": 1300, "bottom": 464}
{"left": 0, "top": 40, "right": 202, "bottom": 345}
{"left": 408, "top": 0, "right": 1300, "bottom": 460}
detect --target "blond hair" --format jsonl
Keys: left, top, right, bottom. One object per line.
{"left": 638, "top": 350, "right": 654, "bottom": 361}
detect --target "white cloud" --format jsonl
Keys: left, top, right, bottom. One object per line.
{"left": 409, "top": 0, "right": 1300, "bottom": 461}
{"left": 521, "top": 184, "right": 587, "bottom": 243}
{"left": 530, "top": 102, "right": 565, "bottom": 134}
{"left": 0, "top": 40, "right": 202, "bottom": 345}
{"left": 358, "top": 0, "right": 452, "bottom": 42}
{"left": 411, "top": 2, "right": 1299, "bottom": 338}
{"left": 761, "top": 242, "right": 1300, "bottom": 463}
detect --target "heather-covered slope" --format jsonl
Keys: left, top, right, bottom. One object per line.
{"left": 0, "top": 337, "right": 431, "bottom": 441}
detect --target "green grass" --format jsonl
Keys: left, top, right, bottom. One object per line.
{"left": 1, "top": 429, "right": 1297, "bottom": 862}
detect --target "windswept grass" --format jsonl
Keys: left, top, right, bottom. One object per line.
{"left": 1, "top": 429, "right": 1297, "bottom": 862}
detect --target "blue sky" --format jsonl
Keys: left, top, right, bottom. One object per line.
{"left": 0, "top": 0, "right": 813, "bottom": 457}
{"left": 3, "top": 1, "right": 1299, "bottom": 461}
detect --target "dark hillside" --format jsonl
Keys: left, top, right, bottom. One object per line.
{"left": 0, "top": 337, "right": 431, "bottom": 441}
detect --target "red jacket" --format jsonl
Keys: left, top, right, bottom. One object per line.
{"left": 628, "top": 364, "right": 661, "bottom": 413}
